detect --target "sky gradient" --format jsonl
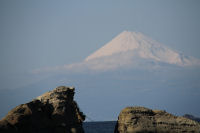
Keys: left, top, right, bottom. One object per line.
{"left": 1, "top": 0, "right": 200, "bottom": 120}
{"left": 1, "top": 1, "right": 200, "bottom": 77}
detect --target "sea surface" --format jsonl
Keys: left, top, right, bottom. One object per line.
{"left": 83, "top": 121, "right": 116, "bottom": 133}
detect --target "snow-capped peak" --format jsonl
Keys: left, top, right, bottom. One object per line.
{"left": 85, "top": 31, "right": 141, "bottom": 61}
{"left": 33, "top": 31, "right": 200, "bottom": 73}
{"left": 84, "top": 31, "right": 200, "bottom": 69}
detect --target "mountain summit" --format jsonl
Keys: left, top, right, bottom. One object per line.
{"left": 36, "top": 31, "right": 200, "bottom": 73}
{"left": 85, "top": 31, "right": 199, "bottom": 68}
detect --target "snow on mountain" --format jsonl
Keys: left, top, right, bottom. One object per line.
{"left": 76, "top": 31, "right": 200, "bottom": 71}
{"left": 34, "top": 31, "right": 200, "bottom": 73}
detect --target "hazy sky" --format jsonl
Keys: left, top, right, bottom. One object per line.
{"left": 1, "top": 0, "right": 200, "bottom": 89}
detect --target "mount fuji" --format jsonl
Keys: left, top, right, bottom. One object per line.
{"left": 64, "top": 31, "right": 200, "bottom": 72}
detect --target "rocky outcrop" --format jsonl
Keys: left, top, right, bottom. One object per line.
{"left": 183, "top": 114, "right": 200, "bottom": 123}
{"left": 115, "top": 106, "right": 200, "bottom": 133}
{"left": 0, "top": 86, "right": 85, "bottom": 133}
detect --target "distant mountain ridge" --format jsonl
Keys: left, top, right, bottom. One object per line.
{"left": 65, "top": 31, "right": 200, "bottom": 72}
{"left": 32, "top": 31, "right": 200, "bottom": 74}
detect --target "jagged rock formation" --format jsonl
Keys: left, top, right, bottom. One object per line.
{"left": 115, "top": 106, "right": 200, "bottom": 133}
{"left": 0, "top": 86, "right": 85, "bottom": 133}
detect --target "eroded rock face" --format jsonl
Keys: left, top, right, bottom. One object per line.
{"left": 183, "top": 114, "right": 200, "bottom": 123}
{"left": 115, "top": 106, "right": 200, "bottom": 133}
{"left": 0, "top": 86, "right": 85, "bottom": 133}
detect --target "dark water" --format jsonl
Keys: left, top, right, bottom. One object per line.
{"left": 83, "top": 121, "right": 116, "bottom": 133}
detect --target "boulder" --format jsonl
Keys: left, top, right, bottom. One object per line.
{"left": 0, "top": 86, "right": 85, "bottom": 133}
{"left": 115, "top": 106, "right": 200, "bottom": 133}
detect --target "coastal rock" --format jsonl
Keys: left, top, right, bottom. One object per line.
{"left": 0, "top": 86, "right": 85, "bottom": 133}
{"left": 115, "top": 106, "right": 200, "bottom": 133}
{"left": 183, "top": 114, "right": 200, "bottom": 123}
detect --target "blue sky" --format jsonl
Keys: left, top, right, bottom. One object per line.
{"left": 0, "top": 0, "right": 200, "bottom": 89}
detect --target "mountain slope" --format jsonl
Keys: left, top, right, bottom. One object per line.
{"left": 66, "top": 31, "right": 200, "bottom": 72}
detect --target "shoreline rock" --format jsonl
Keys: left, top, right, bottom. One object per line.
{"left": 0, "top": 86, "right": 85, "bottom": 133}
{"left": 115, "top": 106, "right": 200, "bottom": 133}
{"left": 183, "top": 114, "right": 200, "bottom": 123}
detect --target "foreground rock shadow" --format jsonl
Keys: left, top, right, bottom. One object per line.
{"left": 114, "top": 106, "right": 200, "bottom": 133}
{"left": 0, "top": 86, "right": 85, "bottom": 133}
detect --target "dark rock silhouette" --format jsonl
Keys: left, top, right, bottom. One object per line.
{"left": 115, "top": 106, "right": 200, "bottom": 133}
{"left": 0, "top": 86, "right": 85, "bottom": 133}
